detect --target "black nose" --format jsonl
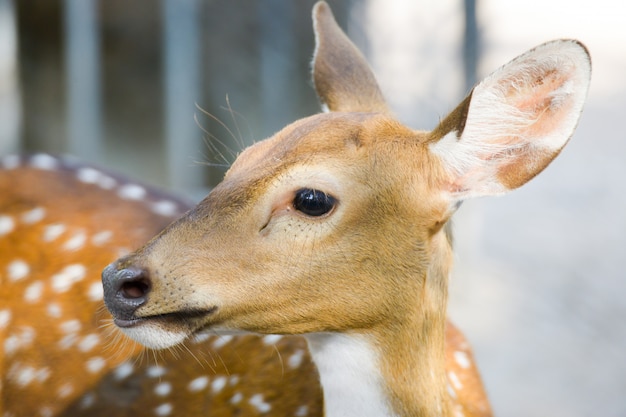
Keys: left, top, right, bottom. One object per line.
{"left": 102, "top": 263, "right": 152, "bottom": 321}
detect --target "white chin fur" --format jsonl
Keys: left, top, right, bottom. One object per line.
{"left": 121, "top": 324, "right": 188, "bottom": 350}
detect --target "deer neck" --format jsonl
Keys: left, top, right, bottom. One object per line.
{"left": 305, "top": 232, "right": 453, "bottom": 417}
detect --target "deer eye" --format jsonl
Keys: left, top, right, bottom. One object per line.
{"left": 293, "top": 188, "right": 337, "bottom": 217}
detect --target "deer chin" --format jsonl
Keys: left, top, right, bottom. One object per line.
{"left": 118, "top": 321, "right": 189, "bottom": 350}
{"left": 113, "top": 307, "right": 219, "bottom": 350}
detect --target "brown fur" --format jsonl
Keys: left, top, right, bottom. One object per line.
{"left": 99, "top": 2, "right": 590, "bottom": 416}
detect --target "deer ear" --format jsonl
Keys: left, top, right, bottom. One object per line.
{"left": 311, "top": 1, "right": 388, "bottom": 113}
{"left": 430, "top": 40, "right": 591, "bottom": 201}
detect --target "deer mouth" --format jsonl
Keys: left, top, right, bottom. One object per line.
{"left": 113, "top": 307, "right": 217, "bottom": 329}
{"left": 111, "top": 306, "right": 220, "bottom": 349}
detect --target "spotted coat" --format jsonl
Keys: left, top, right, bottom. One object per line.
{"left": 0, "top": 154, "right": 490, "bottom": 417}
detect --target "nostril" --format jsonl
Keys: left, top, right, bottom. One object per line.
{"left": 102, "top": 264, "right": 152, "bottom": 319}
{"left": 120, "top": 278, "right": 151, "bottom": 299}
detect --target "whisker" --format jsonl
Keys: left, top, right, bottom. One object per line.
{"left": 272, "top": 343, "right": 286, "bottom": 378}
{"left": 223, "top": 94, "right": 247, "bottom": 150}
{"left": 195, "top": 105, "right": 240, "bottom": 160}
{"left": 194, "top": 113, "right": 234, "bottom": 165}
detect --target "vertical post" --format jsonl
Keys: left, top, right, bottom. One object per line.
{"left": 463, "top": 0, "right": 479, "bottom": 92}
{"left": 0, "top": 0, "right": 20, "bottom": 155}
{"left": 64, "top": 0, "right": 102, "bottom": 161}
{"left": 258, "top": 0, "right": 295, "bottom": 139}
{"left": 162, "top": 0, "right": 203, "bottom": 191}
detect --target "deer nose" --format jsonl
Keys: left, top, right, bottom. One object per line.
{"left": 102, "top": 263, "right": 152, "bottom": 322}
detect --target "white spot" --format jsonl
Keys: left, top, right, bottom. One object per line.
{"left": 87, "top": 282, "right": 104, "bottom": 302}
{"left": 146, "top": 365, "right": 167, "bottom": 378}
{"left": 154, "top": 403, "right": 173, "bottom": 416}
{"left": 9, "top": 364, "right": 50, "bottom": 387}
{"left": 288, "top": 349, "right": 305, "bottom": 369}
{"left": 13, "top": 366, "right": 36, "bottom": 386}
{"left": 5, "top": 327, "right": 35, "bottom": 355}
{"left": 249, "top": 394, "right": 272, "bottom": 413}
{"left": 21, "top": 207, "right": 45, "bottom": 224}
{"left": 211, "top": 376, "right": 227, "bottom": 394}
{"left": 30, "top": 154, "right": 58, "bottom": 170}
{"left": 51, "top": 264, "right": 86, "bottom": 293}
{"left": 448, "top": 371, "right": 463, "bottom": 390}
{"left": 230, "top": 392, "right": 243, "bottom": 405}
{"left": 78, "top": 334, "right": 100, "bottom": 352}
{"left": 187, "top": 376, "right": 209, "bottom": 392}
{"left": 76, "top": 167, "right": 102, "bottom": 184}
{"left": 79, "top": 393, "right": 96, "bottom": 409}
{"left": 58, "top": 382, "right": 74, "bottom": 398}
{"left": 36, "top": 367, "right": 51, "bottom": 383}
{"left": 262, "top": 334, "right": 282, "bottom": 345}
{"left": 1, "top": 154, "right": 20, "bottom": 169}
{"left": 76, "top": 165, "right": 118, "bottom": 188}
{"left": 24, "top": 281, "right": 44, "bottom": 303}
{"left": 7, "top": 259, "right": 29, "bottom": 281}
{"left": 447, "top": 382, "right": 458, "bottom": 399}
{"left": 116, "top": 247, "right": 131, "bottom": 257}
{"left": 42, "top": 224, "right": 66, "bottom": 242}
{"left": 58, "top": 333, "right": 79, "bottom": 350}
{"left": 91, "top": 230, "right": 113, "bottom": 246}
{"left": 63, "top": 230, "right": 87, "bottom": 251}
{"left": 39, "top": 406, "right": 54, "bottom": 417}
{"left": 229, "top": 375, "right": 240, "bottom": 386}
{"left": 0, "top": 309, "right": 12, "bottom": 329}
{"left": 211, "top": 335, "right": 233, "bottom": 350}
{"left": 86, "top": 357, "right": 106, "bottom": 374}
{"left": 113, "top": 362, "right": 134, "bottom": 380}
{"left": 60, "top": 319, "right": 81, "bottom": 334}
{"left": 151, "top": 200, "right": 178, "bottom": 217}
{"left": 453, "top": 351, "right": 471, "bottom": 369}
{"left": 0, "top": 215, "right": 15, "bottom": 236}
{"left": 47, "top": 303, "right": 62, "bottom": 318}
{"left": 4, "top": 336, "right": 20, "bottom": 354}
{"left": 154, "top": 382, "right": 172, "bottom": 397}
{"left": 295, "top": 405, "right": 309, "bottom": 417}
{"left": 97, "top": 175, "right": 117, "bottom": 189}
{"left": 118, "top": 184, "right": 147, "bottom": 200}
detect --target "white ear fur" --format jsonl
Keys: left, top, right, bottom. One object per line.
{"left": 430, "top": 40, "right": 591, "bottom": 201}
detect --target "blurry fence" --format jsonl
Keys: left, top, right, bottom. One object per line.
{"left": 1, "top": 0, "right": 368, "bottom": 198}
{"left": 2, "top": 2, "right": 625, "bottom": 417}
{"left": 1, "top": 0, "right": 477, "bottom": 199}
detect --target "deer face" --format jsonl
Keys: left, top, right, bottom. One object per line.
{"left": 103, "top": 111, "right": 452, "bottom": 349}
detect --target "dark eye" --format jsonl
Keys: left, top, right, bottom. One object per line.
{"left": 293, "top": 188, "right": 337, "bottom": 217}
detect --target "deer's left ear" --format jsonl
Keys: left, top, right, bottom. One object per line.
{"left": 429, "top": 40, "right": 591, "bottom": 201}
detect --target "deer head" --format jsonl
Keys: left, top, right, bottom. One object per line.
{"left": 102, "top": 2, "right": 590, "bottom": 416}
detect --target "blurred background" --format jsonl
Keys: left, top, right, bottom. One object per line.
{"left": 0, "top": 0, "right": 624, "bottom": 416}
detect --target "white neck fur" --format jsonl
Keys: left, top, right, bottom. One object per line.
{"left": 305, "top": 333, "right": 397, "bottom": 417}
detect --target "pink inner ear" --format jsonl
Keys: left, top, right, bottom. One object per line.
{"left": 508, "top": 68, "right": 576, "bottom": 142}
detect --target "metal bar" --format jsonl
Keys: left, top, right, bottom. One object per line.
{"left": 64, "top": 0, "right": 102, "bottom": 161}
{"left": 0, "top": 0, "right": 20, "bottom": 155}
{"left": 463, "top": 0, "right": 480, "bottom": 92}
{"left": 162, "top": 0, "right": 203, "bottom": 191}
{"left": 258, "top": 0, "right": 295, "bottom": 139}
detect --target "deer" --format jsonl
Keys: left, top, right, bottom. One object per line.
{"left": 98, "top": 1, "right": 591, "bottom": 417}
{"left": 0, "top": 160, "right": 486, "bottom": 417}
{"left": 1, "top": 2, "right": 589, "bottom": 417}
{"left": 0, "top": 154, "right": 487, "bottom": 409}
